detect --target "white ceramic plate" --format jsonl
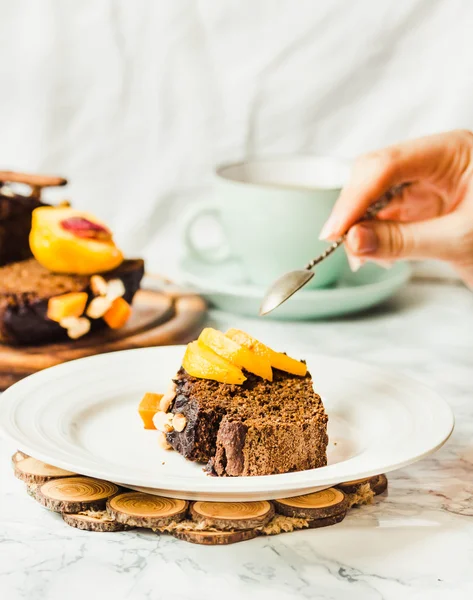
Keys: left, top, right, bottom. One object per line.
{"left": 0, "top": 346, "right": 453, "bottom": 501}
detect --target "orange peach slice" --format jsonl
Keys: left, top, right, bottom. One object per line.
{"left": 182, "top": 341, "right": 246, "bottom": 385}
{"left": 47, "top": 292, "right": 88, "bottom": 322}
{"left": 226, "top": 329, "right": 307, "bottom": 377}
{"left": 30, "top": 207, "right": 124, "bottom": 275}
{"left": 198, "top": 328, "right": 272, "bottom": 381}
{"left": 138, "top": 393, "right": 163, "bottom": 430}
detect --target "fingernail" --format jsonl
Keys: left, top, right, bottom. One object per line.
{"left": 346, "top": 225, "right": 378, "bottom": 254}
{"left": 347, "top": 253, "right": 365, "bottom": 272}
{"left": 319, "top": 215, "right": 340, "bottom": 240}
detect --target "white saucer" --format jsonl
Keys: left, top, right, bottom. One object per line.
{"left": 178, "top": 256, "right": 412, "bottom": 319}
{"left": 0, "top": 345, "right": 453, "bottom": 501}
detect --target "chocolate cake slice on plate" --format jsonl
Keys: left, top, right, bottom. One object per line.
{"left": 0, "top": 258, "right": 144, "bottom": 345}
{"left": 167, "top": 368, "right": 328, "bottom": 477}
{"left": 0, "top": 170, "right": 66, "bottom": 266}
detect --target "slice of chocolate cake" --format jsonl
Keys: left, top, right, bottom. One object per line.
{"left": 0, "top": 189, "right": 47, "bottom": 266}
{"left": 0, "top": 170, "right": 67, "bottom": 267}
{"left": 0, "top": 258, "right": 144, "bottom": 345}
{"left": 167, "top": 367, "right": 328, "bottom": 477}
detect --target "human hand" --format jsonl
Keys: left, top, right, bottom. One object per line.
{"left": 319, "top": 130, "right": 473, "bottom": 288}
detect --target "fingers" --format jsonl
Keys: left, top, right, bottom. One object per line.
{"left": 319, "top": 130, "right": 473, "bottom": 240}
{"left": 345, "top": 213, "right": 466, "bottom": 262}
{"left": 377, "top": 185, "right": 445, "bottom": 222}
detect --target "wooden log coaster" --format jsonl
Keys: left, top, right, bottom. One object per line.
{"left": 11, "top": 450, "right": 29, "bottom": 465}
{"left": 14, "top": 457, "right": 77, "bottom": 484}
{"left": 372, "top": 474, "right": 388, "bottom": 496}
{"left": 26, "top": 484, "right": 39, "bottom": 500}
{"left": 337, "top": 474, "right": 388, "bottom": 496}
{"left": 190, "top": 501, "right": 274, "bottom": 531}
{"left": 308, "top": 511, "right": 347, "bottom": 529}
{"left": 172, "top": 529, "right": 258, "bottom": 546}
{"left": 62, "top": 511, "right": 128, "bottom": 532}
{"left": 34, "top": 477, "right": 119, "bottom": 513}
{"left": 107, "top": 492, "right": 188, "bottom": 528}
{"left": 273, "top": 488, "right": 348, "bottom": 520}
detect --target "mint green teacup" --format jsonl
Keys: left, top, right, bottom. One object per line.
{"left": 183, "top": 157, "right": 350, "bottom": 288}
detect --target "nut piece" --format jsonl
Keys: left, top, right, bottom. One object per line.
{"left": 59, "top": 316, "right": 91, "bottom": 339}
{"left": 86, "top": 296, "right": 113, "bottom": 319}
{"left": 106, "top": 279, "right": 126, "bottom": 301}
{"left": 90, "top": 275, "right": 108, "bottom": 296}
{"left": 157, "top": 432, "right": 172, "bottom": 450}
{"left": 159, "top": 381, "right": 177, "bottom": 413}
{"left": 172, "top": 413, "right": 187, "bottom": 432}
{"left": 153, "top": 411, "right": 174, "bottom": 433}
{"left": 1, "top": 186, "right": 14, "bottom": 197}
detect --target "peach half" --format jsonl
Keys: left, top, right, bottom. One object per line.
{"left": 30, "top": 207, "right": 124, "bottom": 275}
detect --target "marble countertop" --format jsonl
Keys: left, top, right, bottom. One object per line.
{"left": 1, "top": 279, "right": 472, "bottom": 600}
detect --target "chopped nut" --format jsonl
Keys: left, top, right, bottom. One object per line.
{"left": 157, "top": 432, "right": 172, "bottom": 450}
{"left": 172, "top": 413, "right": 187, "bottom": 432}
{"left": 106, "top": 279, "right": 126, "bottom": 301}
{"left": 159, "top": 381, "right": 177, "bottom": 412}
{"left": 1, "top": 186, "right": 14, "bottom": 197}
{"left": 59, "top": 316, "right": 91, "bottom": 339}
{"left": 153, "top": 411, "right": 174, "bottom": 433}
{"left": 90, "top": 275, "right": 109, "bottom": 296}
{"left": 159, "top": 394, "right": 173, "bottom": 413}
{"left": 86, "top": 296, "right": 113, "bottom": 319}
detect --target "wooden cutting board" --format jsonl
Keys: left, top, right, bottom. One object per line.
{"left": 0, "top": 289, "right": 207, "bottom": 390}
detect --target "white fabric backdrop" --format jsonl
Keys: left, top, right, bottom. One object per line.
{"left": 1, "top": 0, "right": 472, "bottom": 277}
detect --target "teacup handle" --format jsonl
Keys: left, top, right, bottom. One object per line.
{"left": 182, "top": 202, "right": 231, "bottom": 263}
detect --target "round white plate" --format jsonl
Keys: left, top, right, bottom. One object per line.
{"left": 0, "top": 346, "right": 453, "bottom": 501}
{"left": 178, "top": 255, "right": 412, "bottom": 320}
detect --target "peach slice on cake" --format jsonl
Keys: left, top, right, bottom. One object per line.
{"left": 30, "top": 207, "right": 124, "bottom": 275}
{"left": 182, "top": 341, "right": 246, "bottom": 385}
{"left": 198, "top": 328, "right": 273, "bottom": 381}
{"left": 225, "top": 328, "right": 307, "bottom": 377}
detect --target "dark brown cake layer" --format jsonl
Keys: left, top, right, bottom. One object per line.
{"left": 167, "top": 368, "right": 328, "bottom": 477}
{"left": 0, "top": 190, "right": 47, "bottom": 266}
{"left": 0, "top": 258, "right": 144, "bottom": 345}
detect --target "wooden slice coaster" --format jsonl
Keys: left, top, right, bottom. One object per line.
{"left": 11, "top": 450, "right": 29, "bottom": 465}
{"left": 308, "top": 510, "right": 347, "bottom": 529}
{"left": 337, "top": 474, "right": 387, "bottom": 496}
{"left": 62, "top": 511, "right": 128, "bottom": 532}
{"left": 172, "top": 528, "right": 258, "bottom": 546}
{"left": 107, "top": 492, "right": 188, "bottom": 528}
{"left": 190, "top": 501, "right": 274, "bottom": 531}
{"left": 372, "top": 474, "right": 388, "bottom": 496}
{"left": 14, "top": 457, "right": 77, "bottom": 484}
{"left": 34, "top": 477, "right": 119, "bottom": 513}
{"left": 26, "top": 484, "right": 39, "bottom": 500}
{"left": 274, "top": 488, "right": 348, "bottom": 520}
